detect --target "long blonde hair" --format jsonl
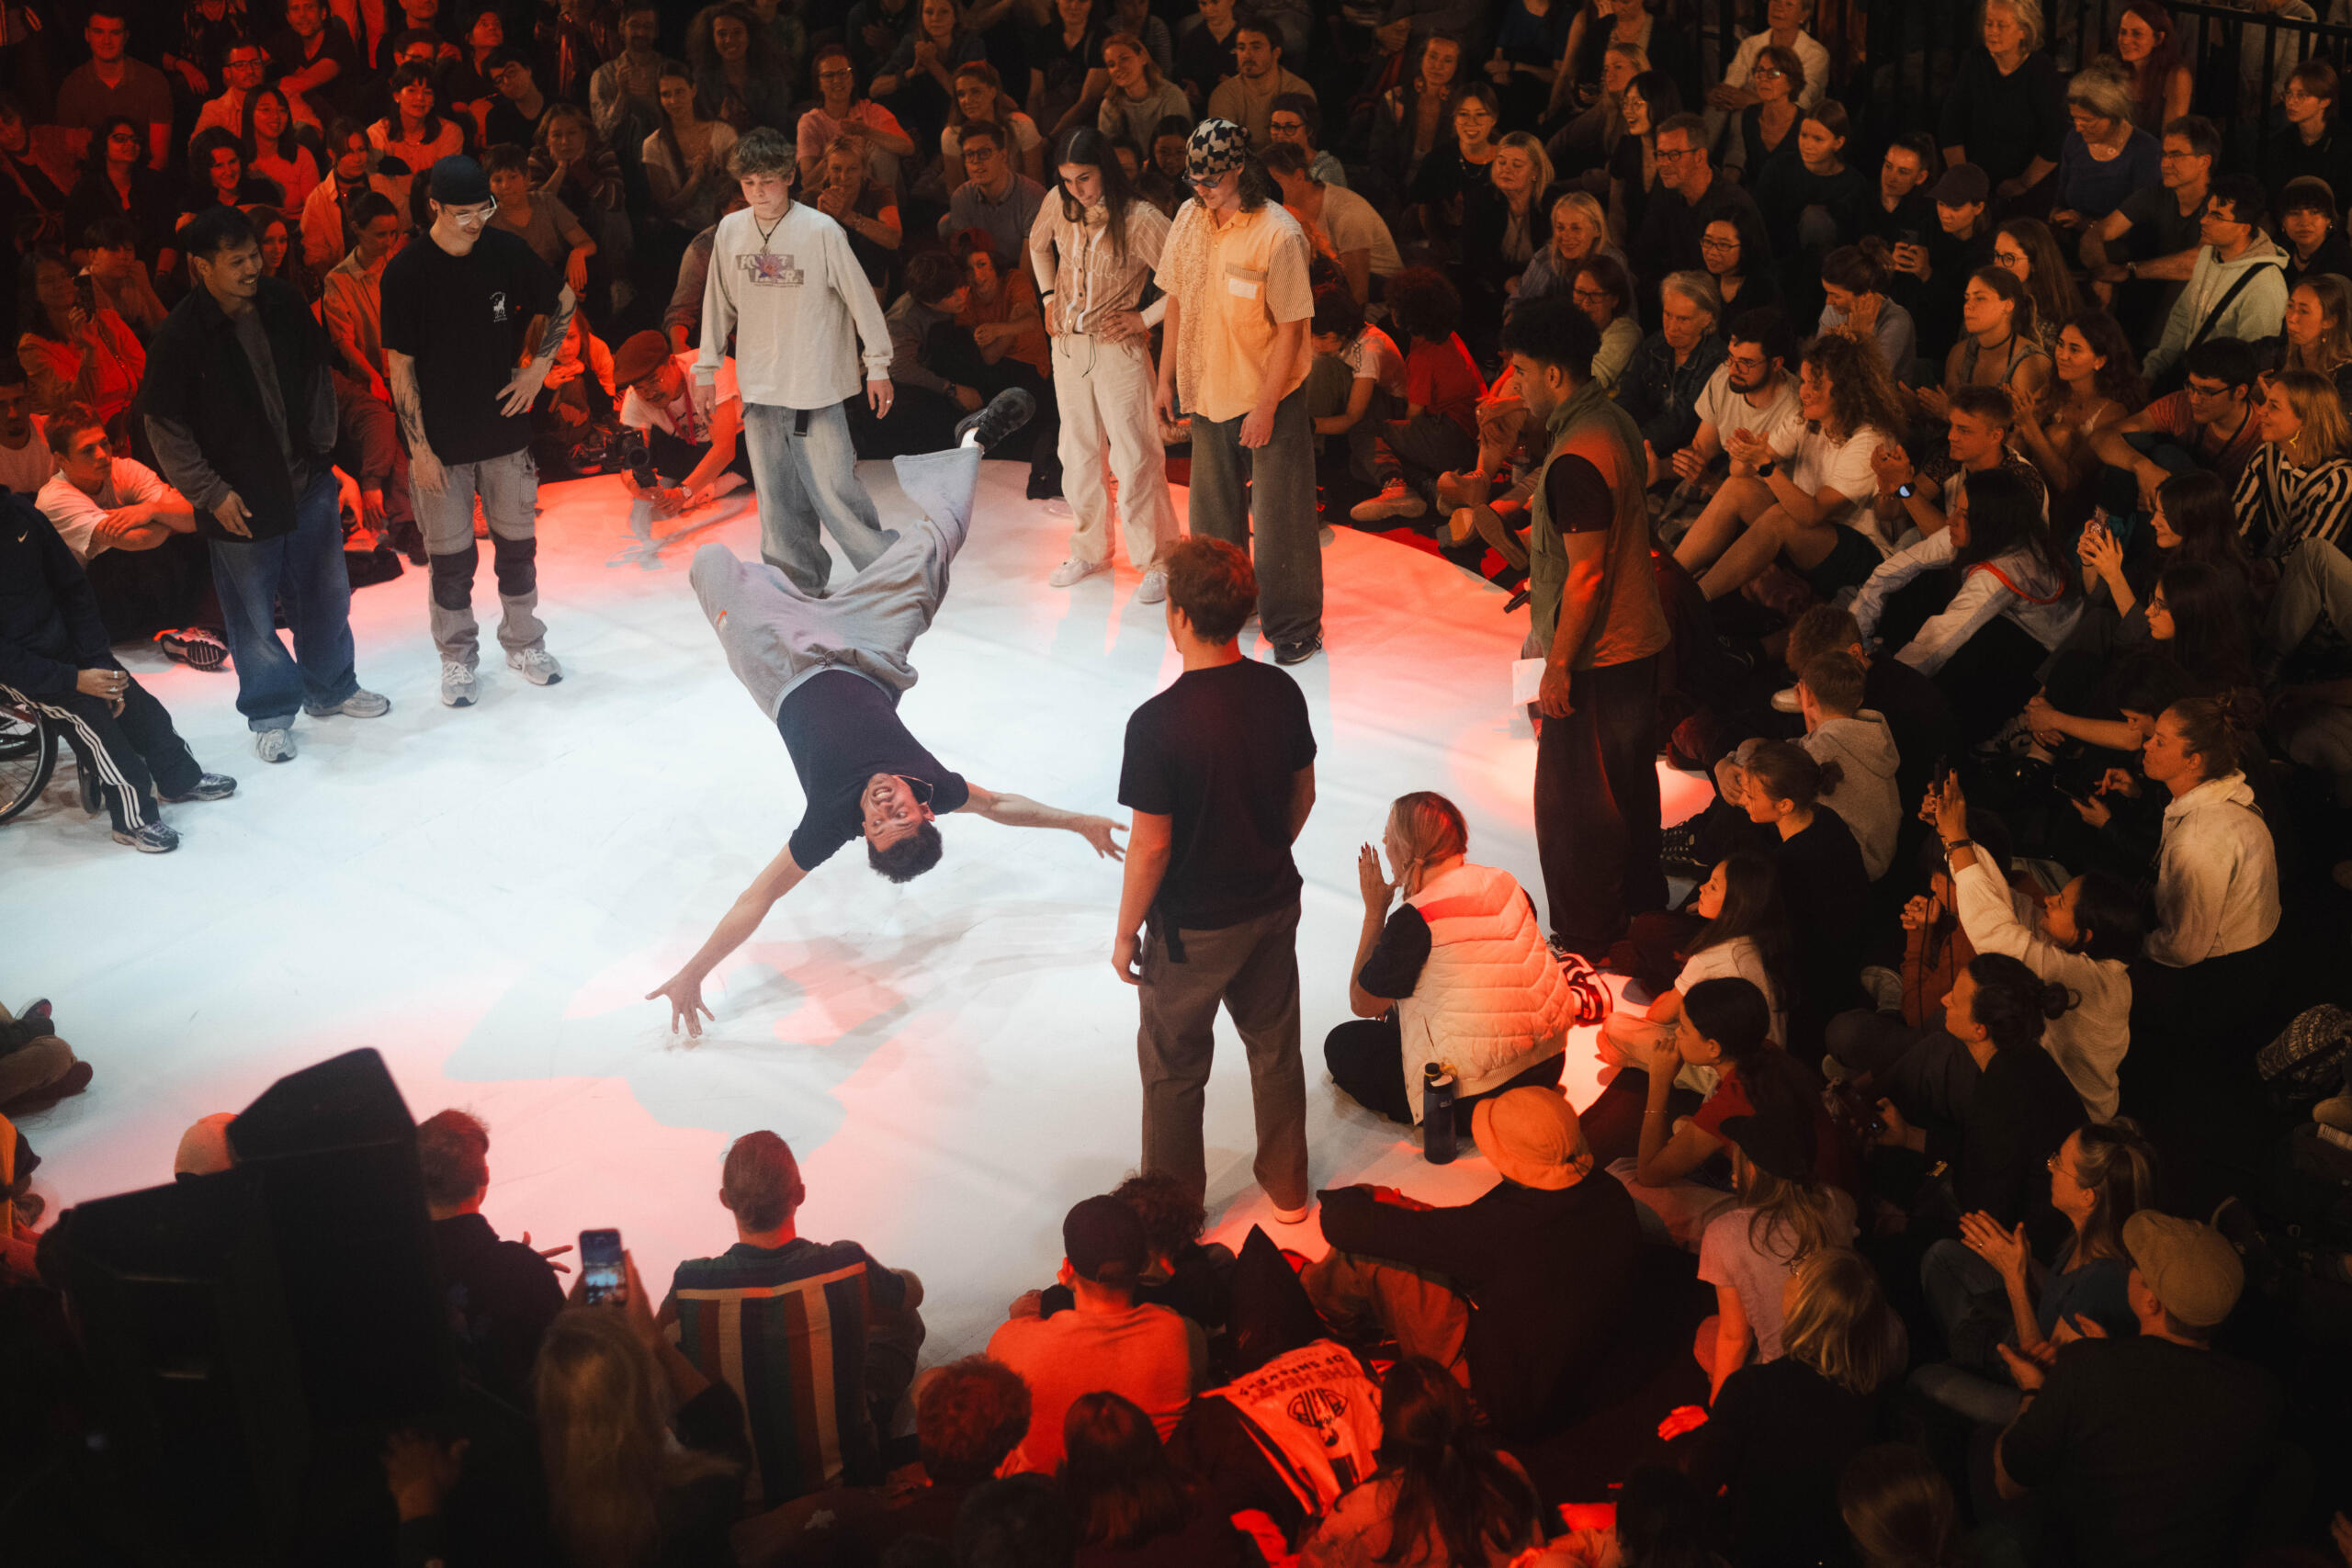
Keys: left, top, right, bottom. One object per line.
{"left": 2287, "top": 274, "right": 2352, "bottom": 376}
{"left": 1388, "top": 791, "right": 1468, "bottom": 897}
{"left": 1730, "top": 1141, "right": 1843, "bottom": 1272}
{"left": 537, "top": 1309, "right": 740, "bottom": 1568}
{"left": 1781, "top": 1248, "right": 1903, "bottom": 1395}
{"left": 2274, "top": 367, "right": 2352, "bottom": 467}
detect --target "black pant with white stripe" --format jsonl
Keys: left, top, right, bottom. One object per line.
{"left": 1, "top": 671, "right": 199, "bottom": 830}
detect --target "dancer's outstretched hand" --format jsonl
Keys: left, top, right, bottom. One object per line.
{"left": 1074, "top": 815, "right": 1125, "bottom": 860}
{"left": 647, "top": 970, "right": 715, "bottom": 1037}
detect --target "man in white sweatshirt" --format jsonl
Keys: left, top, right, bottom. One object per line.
{"left": 2142, "top": 175, "right": 2288, "bottom": 388}
{"left": 694, "top": 127, "right": 898, "bottom": 598}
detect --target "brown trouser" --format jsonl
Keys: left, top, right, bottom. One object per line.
{"left": 0, "top": 1004, "right": 77, "bottom": 1109}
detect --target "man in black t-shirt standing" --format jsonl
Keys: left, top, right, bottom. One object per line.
{"left": 1114, "top": 536, "right": 1318, "bottom": 1221}
{"left": 648, "top": 414, "right": 1127, "bottom": 1038}
{"left": 382, "top": 154, "right": 574, "bottom": 710}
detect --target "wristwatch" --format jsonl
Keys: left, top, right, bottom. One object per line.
{"left": 1756, "top": 459, "right": 1776, "bottom": 478}
{"left": 1896, "top": 481, "right": 1916, "bottom": 499}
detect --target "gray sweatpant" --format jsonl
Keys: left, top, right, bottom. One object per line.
{"left": 690, "top": 446, "right": 978, "bottom": 719}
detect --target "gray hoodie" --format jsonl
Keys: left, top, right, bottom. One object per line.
{"left": 1804, "top": 711, "right": 1902, "bottom": 881}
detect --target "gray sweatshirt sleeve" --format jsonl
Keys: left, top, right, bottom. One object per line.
{"left": 143, "top": 414, "right": 232, "bottom": 512}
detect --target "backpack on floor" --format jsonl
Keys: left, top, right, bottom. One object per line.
{"left": 2256, "top": 1004, "right": 2352, "bottom": 1112}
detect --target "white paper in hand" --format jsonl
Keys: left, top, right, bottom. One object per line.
{"left": 1510, "top": 657, "right": 1545, "bottom": 705}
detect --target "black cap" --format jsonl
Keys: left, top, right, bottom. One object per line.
{"left": 1930, "top": 163, "right": 1989, "bottom": 209}
{"left": 427, "top": 154, "right": 492, "bottom": 206}
{"left": 1064, "top": 1194, "right": 1147, "bottom": 1283}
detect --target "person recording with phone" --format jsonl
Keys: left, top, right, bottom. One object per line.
{"left": 611, "top": 329, "right": 749, "bottom": 521}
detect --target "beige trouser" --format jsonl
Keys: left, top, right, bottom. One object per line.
{"left": 1302, "top": 1248, "right": 1472, "bottom": 1385}
{"left": 0, "top": 1004, "right": 77, "bottom": 1108}
{"left": 1053, "top": 332, "right": 1177, "bottom": 571}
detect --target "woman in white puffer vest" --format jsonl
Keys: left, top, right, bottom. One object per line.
{"left": 1327, "top": 791, "right": 1587, "bottom": 1130}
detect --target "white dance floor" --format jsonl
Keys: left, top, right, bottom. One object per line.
{"left": 7, "top": 463, "right": 1709, "bottom": 1359}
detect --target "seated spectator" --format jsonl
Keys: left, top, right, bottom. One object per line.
{"left": 80, "top": 220, "right": 165, "bottom": 341}
{"left": 1599, "top": 852, "right": 1792, "bottom": 1075}
{"left": 1298, "top": 1358, "right": 1546, "bottom": 1565}
{"left": 1701, "top": 1089, "right": 1860, "bottom": 1394}
{"left": 369, "top": 62, "right": 469, "bottom": 217}
{"left": 1919, "top": 267, "right": 2051, "bottom": 427}
{"left": 1709, "top": 0, "right": 1831, "bottom": 134}
{"left": 1026, "top": 1171, "right": 1234, "bottom": 1334}
{"left": 1674, "top": 328, "right": 1905, "bottom": 604}
{"left": 870, "top": 1358, "right": 1033, "bottom": 1552}
{"left": 178, "top": 127, "right": 284, "bottom": 238}
{"left": 690, "top": 0, "right": 797, "bottom": 135}
{"left": 0, "top": 360, "right": 53, "bottom": 494}
{"left": 62, "top": 116, "right": 178, "bottom": 284}
{"left": 1461, "top": 132, "right": 1555, "bottom": 330}
{"left": 938, "top": 121, "right": 1046, "bottom": 259}
{"left": 1662, "top": 305, "right": 1805, "bottom": 495}
{"left": 1205, "top": 17, "right": 1310, "bottom": 152}
{"left": 1994, "top": 1212, "right": 2283, "bottom": 1568}
{"left": 1852, "top": 467, "right": 2081, "bottom": 742}
{"left": 1265, "top": 142, "right": 1401, "bottom": 310}
{"left": 1752, "top": 100, "right": 1868, "bottom": 282}
{"left": 1871, "top": 951, "right": 2087, "bottom": 1238}
{"left": 2013, "top": 309, "right": 2143, "bottom": 510}
{"left": 322, "top": 192, "right": 421, "bottom": 561}
{"left": 2143, "top": 177, "right": 2288, "bottom": 389}
{"left": 1868, "top": 385, "right": 2048, "bottom": 558}
{"left": 1631, "top": 112, "right": 1770, "bottom": 310}
{"left": 0, "top": 488, "right": 233, "bottom": 852}
{"left": 1543, "top": 36, "right": 1637, "bottom": 193}
{"left": 192, "top": 40, "right": 273, "bottom": 149}
{"left": 1722, "top": 43, "right": 1803, "bottom": 187}
{"left": 869, "top": 0, "right": 983, "bottom": 144}
{"left": 302, "top": 119, "right": 401, "bottom": 273}
{"left": 645, "top": 60, "right": 740, "bottom": 236}
{"left": 1787, "top": 603, "right": 1966, "bottom": 818}
{"left": 1856, "top": 130, "right": 1936, "bottom": 258}
{"left": 1937, "top": 0, "right": 2064, "bottom": 209}
{"left": 484, "top": 142, "right": 593, "bottom": 298}
{"left": 662, "top": 195, "right": 747, "bottom": 355}
{"left": 1515, "top": 192, "right": 1624, "bottom": 320}
{"left": 55, "top": 6, "right": 171, "bottom": 170}
{"left": 1306, "top": 287, "right": 1408, "bottom": 500}
{"left": 1407, "top": 81, "right": 1502, "bottom": 258}
{"left": 0, "top": 996, "right": 87, "bottom": 1116}
{"left": 662, "top": 1130, "right": 925, "bottom": 1506}
{"left": 414, "top": 1108, "right": 564, "bottom": 1405}
{"left": 613, "top": 328, "right": 749, "bottom": 516}
{"left": 2050, "top": 61, "right": 2159, "bottom": 231}
{"left": 941, "top": 61, "right": 1046, "bottom": 189}
{"left": 1325, "top": 790, "right": 1576, "bottom": 1126}
{"left": 1994, "top": 219, "right": 2082, "bottom": 349}
{"left": 1886, "top": 164, "right": 1995, "bottom": 367}
{"left": 985, "top": 1194, "right": 1204, "bottom": 1474}
{"left": 1570, "top": 253, "right": 1641, "bottom": 390}
{"left": 1790, "top": 651, "right": 1900, "bottom": 881}
{"left": 1135, "top": 112, "right": 1188, "bottom": 214}
{"left": 949, "top": 230, "right": 1057, "bottom": 495}
{"left": 799, "top": 44, "right": 919, "bottom": 192}
{"left": 35, "top": 407, "right": 209, "bottom": 645}
{"left": 1617, "top": 269, "right": 1726, "bottom": 469}
{"left": 175, "top": 1111, "right": 239, "bottom": 1173}
{"left": 1742, "top": 743, "right": 1871, "bottom": 1053}
{"left": 1606, "top": 70, "right": 1674, "bottom": 250}
{"left": 266, "top": 0, "right": 357, "bottom": 130}
{"left": 242, "top": 89, "right": 326, "bottom": 218}
{"left": 1062, "top": 1392, "right": 1257, "bottom": 1565}
{"left": 482, "top": 49, "right": 551, "bottom": 151}
{"left": 2262, "top": 59, "right": 2352, "bottom": 222}
{"left": 2233, "top": 367, "right": 2352, "bottom": 560}
{"left": 2129, "top": 694, "right": 2280, "bottom": 1015}
{"left": 1316, "top": 1089, "right": 1640, "bottom": 1435}
{"left": 1026, "top": 0, "right": 1111, "bottom": 143}
{"left": 2081, "top": 115, "right": 2215, "bottom": 355}
{"left": 1266, "top": 93, "right": 1343, "bottom": 188}
{"left": 2275, "top": 178, "right": 2352, "bottom": 299}
{"left": 1816, "top": 244, "right": 1916, "bottom": 386}
{"left": 1347, "top": 266, "right": 1484, "bottom": 522}
{"left": 1687, "top": 1248, "right": 1903, "bottom": 1568}
{"left": 2113, "top": 1, "right": 2194, "bottom": 132}
{"left": 0, "top": 95, "right": 72, "bottom": 253}
{"left": 1915, "top": 1118, "right": 2157, "bottom": 1427}
{"left": 1096, "top": 34, "right": 1188, "bottom": 154}
{"left": 529, "top": 104, "right": 625, "bottom": 224}
{"left": 2087, "top": 337, "right": 2264, "bottom": 536}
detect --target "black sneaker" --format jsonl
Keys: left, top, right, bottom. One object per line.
{"left": 1660, "top": 818, "right": 1713, "bottom": 879}
{"left": 155, "top": 627, "right": 229, "bottom": 671}
{"left": 954, "top": 387, "right": 1035, "bottom": 452}
{"left": 1273, "top": 633, "right": 1322, "bottom": 666}
{"left": 163, "top": 773, "right": 238, "bottom": 803}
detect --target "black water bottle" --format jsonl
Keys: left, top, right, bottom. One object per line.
{"left": 1423, "top": 1064, "right": 1457, "bottom": 1165}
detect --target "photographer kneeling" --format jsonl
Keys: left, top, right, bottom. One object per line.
{"left": 612, "top": 329, "right": 750, "bottom": 519}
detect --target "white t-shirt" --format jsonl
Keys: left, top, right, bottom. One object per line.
{"left": 1676, "top": 935, "right": 1788, "bottom": 1054}
{"left": 1788, "top": 423, "right": 1888, "bottom": 536}
{"left": 1700, "top": 1188, "right": 1860, "bottom": 1361}
{"left": 37, "top": 457, "right": 170, "bottom": 563}
{"left": 1317, "top": 186, "right": 1405, "bottom": 278}
{"left": 1692, "top": 366, "right": 1806, "bottom": 455}
{"left": 1340, "top": 324, "right": 1408, "bottom": 400}
{"left": 620, "top": 348, "right": 740, "bottom": 442}
{"left": 0, "top": 424, "right": 53, "bottom": 499}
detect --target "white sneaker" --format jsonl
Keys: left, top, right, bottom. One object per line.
{"left": 1136, "top": 569, "right": 1168, "bottom": 604}
{"left": 506, "top": 647, "right": 564, "bottom": 686}
{"left": 439, "top": 661, "right": 479, "bottom": 707}
{"left": 255, "top": 728, "right": 296, "bottom": 762}
{"left": 306, "top": 687, "right": 391, "bottom": 719}
{"left": 1770, "top": 685, "right": 1802, "bottom": 713}
{"left": 1271, "top": 1201, "right": 1313, "bottom": 1224}
{"left": 1048, "top": 558, "right": 1107, "bottom": 588}
{"left": 1350, "top": 481, "right": 1427, "bottom": 523}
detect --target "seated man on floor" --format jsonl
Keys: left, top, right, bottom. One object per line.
{"left": 35, "top": 405, "right": 222, "bottom": 662}
{"left": 321, "top": 190, "right": 422, "bottom": 560}
{"left": 662, "top": 1130, "right": 927, "bottom": 1508}
{"left": 1309, "top": 1088, "right": 1640, "bottom": 1438}
{"left": 0, "top": 359, "right": 53, "bottom": 497}
{"left": 2084, "top": 336, "right": 2263, "bottom": 536}
{"left": 612, "top": 329, "right": 749, "bottom": 519}
{"left": 986, "top": 1193, "right": 1205, "bottom": 1474}
{"left": 1660, "top": 307, "right": 1805, "bottom": 510}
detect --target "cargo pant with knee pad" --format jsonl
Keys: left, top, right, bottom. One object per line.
{"left": 413, "top": 447, "right": 548, "bottom": 666}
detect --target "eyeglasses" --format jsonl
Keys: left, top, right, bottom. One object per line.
{"left": 1699, "top": 234, "right": 1739, "bottom": 250}
{"left": 1656, "top": 145, "right": 1702, "bottom": 162}
{"left": 1570, "top": 287, "right": 1613, "bottom": 304}
{"left": 444, "top": 199, "right": 498, "bottom": 224}
{"left": 2185, "top": 378, "right": 2232, "bottom": 399}
{"left": 1753, "top": 65, "right": 1785, "bottom": 78}
{"left": 818, "top": 65, "right": 854, "bottom": 79}
{"left": 963, "top": 145, "right": 1000, "bottom": 161}
{"left": 1726, "top": 353, "right": 1768, "bottom": 372}
{"left": 1993, "top": 248, "right": 2029, "bottom": 266}
{"left": 1270, "top": 118, "right": 1305, "bottom": 131}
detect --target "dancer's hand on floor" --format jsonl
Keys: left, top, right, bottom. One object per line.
{"left": 647, "top": 970, "right": 715, "bottom": 1036}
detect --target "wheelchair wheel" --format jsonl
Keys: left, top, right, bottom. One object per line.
{"left": 0, "top": 705, "right": 57, "bottom": 824}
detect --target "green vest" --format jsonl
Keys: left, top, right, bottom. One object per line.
{"left": 1525, "top": 378, "right": 1663, "bottom": 669}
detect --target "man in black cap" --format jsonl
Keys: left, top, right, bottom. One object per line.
{"left": 1888, "top": 162, "right": 1994, "bottom": 363}
{"left": 381, "top": 152, "right": 574, "bottom": 709}
{"left": 985, "top": 1193, "right": 1205, "bottom": 1473}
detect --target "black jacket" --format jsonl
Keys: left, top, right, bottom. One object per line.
{"left": 431, "top": 1213, "right": 566, "bottom": 1408}
{"left": 141, "top": 277, "right": 336, "bottom": 544}
{"left": 0, "top": 498, "right": 108, "bottom": 699}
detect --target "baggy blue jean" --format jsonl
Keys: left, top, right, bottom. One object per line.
{"left": 208, "top": 468, "right": 359, "bottom": 730}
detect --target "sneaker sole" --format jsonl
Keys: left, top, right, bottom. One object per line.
{"left": 110, "top": 832, "right": 175, "bottom": 852}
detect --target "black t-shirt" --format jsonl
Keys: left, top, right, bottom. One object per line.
{"left": 1685, "top": 1357, "right": 1878, "bottom": 1568}
{"left": 1544, "top": 452, "right": 1612, "bottom": 534}
{"left": 777, "top": 670, "right": 970, "bottom": 872}
{"left": 2117, "top": 184, "right": 2206, "bottom": 262}
{"left": 1119, "top": 659, "right": 1316, "bottom": 931}
{"left": 379, "top": 226, "right": 560, "bottom": 465}
{"left": 1999, "top": 1337, "right": 2282, "bottom": 1568}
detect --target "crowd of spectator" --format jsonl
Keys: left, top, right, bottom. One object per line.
{"left": 8, "top": 0, "right": 2352, "bottom": 1562}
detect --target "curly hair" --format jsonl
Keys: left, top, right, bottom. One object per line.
{"left": 1385, "top": 265, "right": 1463, "bottom": 345}
{"left": 1799, "top": 328, "right": 1906, "bottom": 442}
{"left": 917, "top": 1357, "right": 1033, "bottom": 1483}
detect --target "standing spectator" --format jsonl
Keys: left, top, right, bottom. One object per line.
{"left": 646, "top": 60, "right": 741, "bottom": 235}
{"left": 663, "top": 1130, "right": 924, "bottom": 1506}
{"left": 1153, "top": 122, "right": 1319, "bottom": 664}
{"left": 0, "top": 490, "right": 234, "bottom": 853}
{"left": 269, "top": 0, "right": 359, "bottom": 129}
{"left": 146, "top": 207, "right": 390, "bottom": 762}
{"left": 694, "top": 127, "right": 897, "bottom": 597}
{"left": 985, "top": 1195, "right": 1205, "bottom": 1474}
{"left": 938, "top": 120, "right": 1046, "bottom": 260}
{"left": 1027, "top": 126, "right": 1177, "bottom": 597}
{"left": 381, "top": 153, "right": 571, "bottom": 708}
{"left": 1315, "top": 1089, "right": 1638, "bottom": 1436}
{"left": 415, "top": 1107, "right": 564, "bottom": 1407}
{"left": 33, "top": 407, "right": 209, "bottom": 645}
{"left": 1204, "top": 17, "right": 1309, "bottom": 152}
{"left": 322, "top": 192, "right": 420, "bottom": 561}
{"left": 1936, "top": 0, "right": 2065, "bottom": 208}
{"left": 1111, "top": 536, "right": 1317, "bottom": 1218}
{"left": 590, "top": 3, "right": 663, "bottom": 147}
{"left": 54, "top": 7, "right": 172, "bottom": 170}
{"left": 1995, "top": 1212, "right": 2283, "bottom": 1568}
{"left": 1505, "top": 298, "right": 1668, "bottom": 958}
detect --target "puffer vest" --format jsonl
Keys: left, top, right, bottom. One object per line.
{"left": 1394, "top": 862, "right": 1574, "bottom": 1120}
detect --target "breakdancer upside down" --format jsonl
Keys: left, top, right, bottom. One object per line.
{"left": 649, "top": 397, "right": 1125, "bottom": 1036}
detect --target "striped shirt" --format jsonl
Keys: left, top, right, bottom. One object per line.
{"left": 2231, "top": 444, "right": 2352, "bottom": 559}
{"left": 664, "top": 1238, "right": 909, "bottom": 1505}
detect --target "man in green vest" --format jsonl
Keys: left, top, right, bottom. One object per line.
{"left": 1503, "top": 299, "right": 1674, "bottom": 960}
